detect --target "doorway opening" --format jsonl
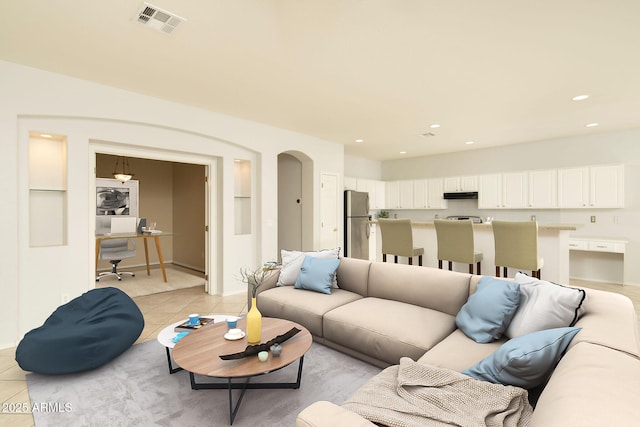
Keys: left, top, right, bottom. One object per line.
{"left": 94, "top": 153, "right": 208, "bottom": 297}
{"left": 277, "top": 151, "right": 314, "bottom": 255}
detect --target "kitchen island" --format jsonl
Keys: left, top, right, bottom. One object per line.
{"left": 370, "top": 221, "right": 581, "bottom": 284}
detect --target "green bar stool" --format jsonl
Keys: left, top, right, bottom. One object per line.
{"left": 492, "top": 220, "right": 544, "bottom": 279}
{"left": 434, "top": 219, "right": 483, "bottom": 274}
{"left": 377, "top": 218, "right": 424, "bottom": 266}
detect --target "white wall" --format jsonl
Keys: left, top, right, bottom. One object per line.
{"left": 344, "top": 154, "right": 382, "bottom": 180}
{"left": 0, "top": 60, "right": 344, "bottom": 349}
{"left": 378, "top": 131, "right": 640, "bottom": 285}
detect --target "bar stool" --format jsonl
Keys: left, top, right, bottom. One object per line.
{"left": 492, "top": 220, "right": 544, "bottom": 279}
{"left": 377, "top": 218, "right": 424, "bottom": 266}
{"left": 434, "top": 219, "right": 483, "bottom": 274}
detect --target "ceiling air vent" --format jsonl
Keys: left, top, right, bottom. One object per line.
{"left": 135, "top": 3, "right": 186, "bottom": 35}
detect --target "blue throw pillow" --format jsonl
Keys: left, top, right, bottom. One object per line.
{"left": 463, "top": 326, "right": 581, "bottom": 389}
{"left": 456, "top": 277, "right": 521, "bottom": 343}
{"left": 294, "top": 256, "right": 340, "bottom": 294}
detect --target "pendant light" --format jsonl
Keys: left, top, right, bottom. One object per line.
{"left": 113, "top": 156, "right": 135, "bottom": 183}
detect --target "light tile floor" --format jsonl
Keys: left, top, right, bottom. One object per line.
{"left": 2, "top": 279, "right": 639, "bottom": 427}
{"left": 0, "top": 285, "right": 247, "bottom": 427}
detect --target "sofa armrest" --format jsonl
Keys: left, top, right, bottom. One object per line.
{"left": 296, "top": 401, "right": 375, "bottom": 427}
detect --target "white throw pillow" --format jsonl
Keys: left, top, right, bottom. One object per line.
{"left": 277, "top": 248, "right": 341, "bottom": 287}
{"left": 505, "top": 273, "right": 586, "bottom": 339}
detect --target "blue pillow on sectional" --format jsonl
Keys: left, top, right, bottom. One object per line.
{"left": 294, "top": 256, "right": 340, "bottom": 294}
{"left": 15, "top": 287, "right": 144, "bottom": 375}
{"left": 462, "top": 326, "right": 581, "bottom": 389}
{"left": 456, "top": 276, "right": 520, "bottom": 343}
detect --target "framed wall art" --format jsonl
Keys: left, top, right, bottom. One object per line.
{"left": 96, "top": 178, "right": 139, "bottom": 233}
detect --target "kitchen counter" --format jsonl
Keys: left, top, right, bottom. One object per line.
{"left": 408, "top": 221, "right": 582, "bottom": 231}
{"left": 369, "top": 221, "right": 583, "bottom": 284}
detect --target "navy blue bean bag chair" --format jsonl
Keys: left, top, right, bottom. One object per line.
{"left": 16, "top": 287, "right": 144, "bottom": 375}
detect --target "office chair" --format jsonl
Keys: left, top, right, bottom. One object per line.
{"left": 434, "top": 219, "right": 483, "bottom": 274}
{"left": 377, "top": 218, "right": 424, "bottom": 265}
{"left": 96, "top": 238, "right": 137, "bottom": 281}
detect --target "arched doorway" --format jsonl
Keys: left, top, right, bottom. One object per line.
{"left": 277, "top": 151, "right": 313, "bottom": 255}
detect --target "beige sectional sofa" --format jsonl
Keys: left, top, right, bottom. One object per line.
{"left": 254, "top": 257, "right": 640, "bottom": 426}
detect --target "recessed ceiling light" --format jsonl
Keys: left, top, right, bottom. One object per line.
{"left": 429, "top": 124, "right": 441, "bottom": 129}
{"left": 40, "top": 134, "right": 53, "bottom": 138}
{"left": 586, "top": 122, "right": 599, "bottom": 127}
{"left": 399, "top": 151, "right": 407, "bottom": 154}
{"left": 465, "top": 141, "right": 475, "bottom": 145}
{"left": 572, "top": 94, "right": 589, "bottom": 101}
{"left": 355, "top": 139, "right": 364, "bottom": 143}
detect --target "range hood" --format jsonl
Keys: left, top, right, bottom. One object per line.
{"left": 443, "top": 191, "right": 478, "bottom": 200}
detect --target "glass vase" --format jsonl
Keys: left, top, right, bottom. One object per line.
{"left": 247, "top": 297, "right": 262, "bottom": 344}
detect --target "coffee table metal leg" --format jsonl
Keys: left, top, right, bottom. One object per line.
{"left": 165, "top": 348, "right": 183, "bottom": 374}
{"left": 187, "top": 356, "right": 306, "bottom": 424}
{"left": 228, "top": 377, "right": 251, "bottom": 425}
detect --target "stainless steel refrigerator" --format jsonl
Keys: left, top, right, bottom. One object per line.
{"left": 344, "top": 190, "right": 370, "bottom": 260}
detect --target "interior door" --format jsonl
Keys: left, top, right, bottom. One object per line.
{"left": 320, "top": 172, "right": 339, "bottom": 250}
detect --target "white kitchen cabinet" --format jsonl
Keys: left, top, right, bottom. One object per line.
{"left": 558, "top": 165, "right": 624, "bottom": 208}
{"left": 386, "top": 180, "right": 413, "bottom": 209}
{"left": 374, "top": 180, "right": 386, "bottom": 210}
{"left": 368, "top": 223, "right": 377, "bottom": 261}
{"left": 427, "top": 178, "right": 447, "bottom": 209}
{"left": 386, "top": 181, "right": 398, "bottom": 209}
{"left": 590, "top": 165, "right": 624, "bottom": 208}
{"left": 350, "top": 178, "right": 386, "bottom": 210}
{"left": 444, "top": 175, "right": 478, "bottom": 192}
{"left": 414, "top": 179, "right": 447, "bottom": 209}
{"left": 478, "top": 173, "right": 502, "bottom": 208}
{"left": 557, "top": 167, "right": 588, "bottom": 208}
{"left": 399, "top": 180, "right": 414, "bottom": 209}
{"left": 502, "top": 172, "right": 528, "bottom": 208}
{"left": 355, "top": 178, "right": 368, "bottom": 193}
{"left": 361, "top": 179, "right": 386, "bottom": 210}
{"left": 413, "top": 179, "right": 427, "bottom": 208}
{"left": 478, "top": 172, "right": 527, "bottom": 209}
{"left": 528, "top": 169, "right": 557, "bottom": 208}
{"left": 344, "top": 176, "right": 357, "bottom": 191}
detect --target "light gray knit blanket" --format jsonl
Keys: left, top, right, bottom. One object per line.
{"left": 343, "top": 357, "right": 533, "bottom": 427}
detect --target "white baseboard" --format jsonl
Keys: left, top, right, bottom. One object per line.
{"left": 569, "top": 275, "right": 639, "bottom": 287}
{"left": 172, "top": 261, "right": 205, "bottom": 273}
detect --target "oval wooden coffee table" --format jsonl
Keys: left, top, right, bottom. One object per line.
{"left": 173, "top": 317, "right": 312, "bottom": 425}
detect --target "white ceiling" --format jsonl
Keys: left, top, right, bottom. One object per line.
{"left": 2, "top": 1, "right": 640, "bottom": 160}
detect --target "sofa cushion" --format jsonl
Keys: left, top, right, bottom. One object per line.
{"left": 323, "top": 297, "right": 457, "bottom": 365}
{"left": 417, "top": 329, "right": 506, "bottom": 372}
{"left": 530, "top": 342, "right": 640, "bottom": 426}
{"left": 367, "top": 262, "right": 471, "bottom": 316}
{"left": 505, "top": 273, "right": 586, "bottom": 338}
{"left": 294, "top": 256, "right": 340, "bottom": 294}
{"left": 257, "top": 286, "right": 362, "bottom": 337}
{"left": 456, "top": 277, "right": 520, "bottom": 343}
{"left": 462, "top": 327, "right": 581, "bottom": 389}
{"left": 277, "top": 248, "right": 340, "bottom": 287}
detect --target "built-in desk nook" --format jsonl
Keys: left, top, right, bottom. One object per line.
{"left": 569, "top": 237, "right": 627, "bottom": 285}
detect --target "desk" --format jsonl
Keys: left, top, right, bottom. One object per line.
{"left": 96, "top": 232, "right": 171, "bottom": 282}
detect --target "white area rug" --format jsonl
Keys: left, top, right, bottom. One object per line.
{"left": 27, "top": 341, "right": 380, "bottom": 427}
